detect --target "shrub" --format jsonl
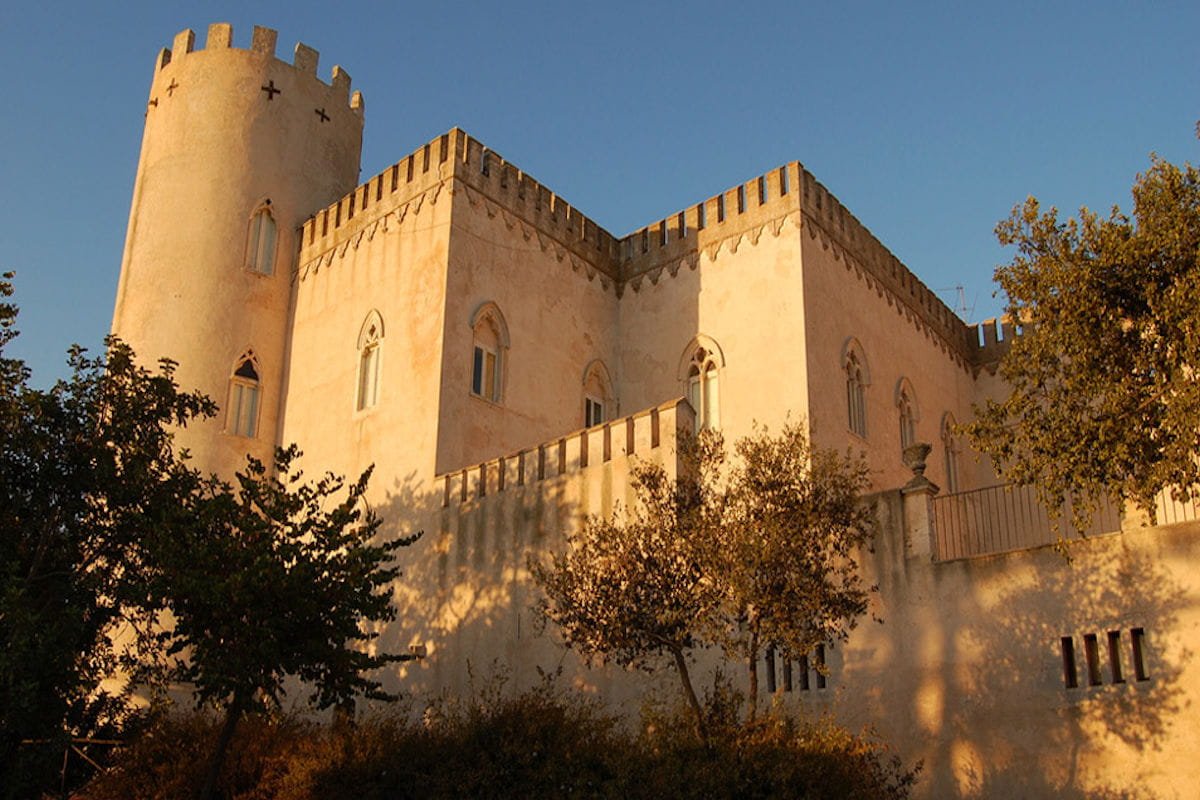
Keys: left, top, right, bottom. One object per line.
{"left": 82, "top": 679, "right": 917, "bottom": 800}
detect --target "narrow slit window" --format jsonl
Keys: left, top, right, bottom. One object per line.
{"left": 1131, "top": 628, "right": 1149, "bottom": 681}
{"left": 1061, "top": 636, "right": 1078, "bottom": 688}
{"left": 765, "top": 646, "right": 777, "bottom": 694}
{"left": 799, "top": 654, "right": 810, "bottom": 691}
{"left": 814, "top": 644, "right": 827, "bottom": 689}
{"left": 1083, "top": 633, "right": 1102, "bottom": 686}
{"left": 1107, "top": 631, "right": 1124, "bottom": 683}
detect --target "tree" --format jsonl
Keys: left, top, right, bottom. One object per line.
{"left": 531, "top": 440, "right": 721, "bottom": 742}
{"left": 967, "top": 150, "right": 1200, "bottom": 527}
{"left": 147, "top": 447, "right": 421, "bottom": 800}
{"left": 532, "top": 426, "right": 874, "bottom": 736}
{"left": 715, "top": 424, "right": 874, "bottom": 717}
{"left": 0, "top": 274, "right": 420, "bottom": 799}
{"left": 0, "top": 274, "right": 215, "bottom": 798}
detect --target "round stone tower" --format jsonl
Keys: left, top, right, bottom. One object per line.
{"left": 111, "top": 23, "right": 363, "bottom": 476}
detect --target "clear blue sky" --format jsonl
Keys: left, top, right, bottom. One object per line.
{"left": 1, "top": 1, "right": 1196, "bottom": 384}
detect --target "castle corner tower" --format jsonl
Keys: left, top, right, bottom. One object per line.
{"left": 111, "top": 23, "right": 363, "bottom": 476}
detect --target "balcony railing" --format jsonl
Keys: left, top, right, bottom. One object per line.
{"left": 931, "top": 483, "right": 1123, "bottom": 561}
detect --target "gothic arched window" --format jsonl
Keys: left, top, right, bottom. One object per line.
{"left": 228, "top": 353, "right": 260, "bottom": 437}
{"left": 357, "top": 311, "right": 384, "bottom": 411}
{"left": 470, "top": 302, "right": 510, "bottom": 404}
{"left": 896, "top": 378, "right": 918, "bottom": 451}
{"left": 685, "top": 345, "right": 721, "bottom": 432}
{"left": 942, "top": 413, "right": 961, "bottom": 493}
{"left": 246, "top": 205, "right": 277, "bottom": 275}
{"left": 845, "top": 347, "right": 868, "bottom": 438}
{"left": 582, "top": 359, "right": 613, "bottom": 427}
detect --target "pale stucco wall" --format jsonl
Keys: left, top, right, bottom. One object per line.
{"left": 436, "top": 165, "right": 621, "bottom": 474}
{"left": 112, "top": 24, "right": 362, "bottom": 479}
{"left": 617, "top": 165, "right": 810, "bottom": 449}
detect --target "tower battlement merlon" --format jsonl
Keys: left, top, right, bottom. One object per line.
{"left": 455, "top": 133, "right": 624, "bottom": 279}
{"left": 151, "top": 23, "right": 362, "bottom": 113}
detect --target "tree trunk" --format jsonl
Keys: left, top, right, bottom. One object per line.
{"left": 198, "top": 695, "right": 244, "bottom": 800}
{"left": 670, "top": 646, "right": 708, "bottom": 745}
{"left": 747, "top": 629, "right": 759, "bottom": 721}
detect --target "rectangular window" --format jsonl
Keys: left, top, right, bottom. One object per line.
{"left": 472, "top": 347, "right": 484, "bottom": 396}
{"left": 1107, "top": 630, "right": 1124, "bottom": 683}
{"left": 230, "top": 383, "right": 258, "bottom": 437}
{"left": 1061, "top": 636, "right": 1078, "bottom": 688}
{"left": 471, "top": 346, "right": 499, "bottom": 401}
{"left": 1131, "top": 627, "right": 1149, "bottom": 681}
{"left": 357, "top": 346, "right": 379, "bottom": 410}
{"left": 585, "top": 397, "right": 604, "bottom": 427}
{"left": 1083, "top": 633, "right": 1102, "bottom": 686}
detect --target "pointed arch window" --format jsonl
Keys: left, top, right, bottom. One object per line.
{"left": 228, "top": 354, "right": 260, "bottom": 438}
{"left": 685, "top": 346, "right": 721, "bottom": 432}
{"left": 470, "top": 302, "right": 510, "bottom": 404}
{"left": 846, "top": 350, "right": 867, "bottom": 438}
{"left": 582, "top": 360, "right": 613, "bottom": 427}
{"left": 942, "top": 413, "right": 961, "bottom": 493}
{"left": 357, "top": 311, "right": 384, "bottom": 411}
{"left": 246, "top": 205, "right": 277, "bottom": 275}
{"left": 896, "top": 380, "right": 918, "bottom": 451}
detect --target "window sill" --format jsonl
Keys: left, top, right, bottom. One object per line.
{"left": 469, "top": 391, "right": 504, "bottom": 409}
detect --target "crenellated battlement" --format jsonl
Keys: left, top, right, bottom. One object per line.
{"left": 297, "top": 122, "right": 1013, "bottom": 370}
{"left": 299, "top": 129, "right": 627, "bottom": 283}
{"left": 436, "top": 398, "right": 692, "bottom": 507}
{"left": 298, "top": 129, "right": 464, "bottom": 269}
{"left": 972, "top": 316, "right": 1021, "bottom": 369}
{"left": 620, "top": 163, "right": 803, "bottom": 282}
{"left": 454, "top": 133, "right": 624, "bottom": 280}
{"left": 153, "top": 23, "right": 362, "bottom": 111}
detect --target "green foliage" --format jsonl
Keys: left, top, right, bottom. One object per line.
{"left": 532, "top": 425, "right": 874, "bottom": 731}
{"left": 80, "top": 682, "right": 918, "bottom": 800}
{"left": 968, "top": 152, "right": 1200, "bottom": 526}
{"left": 0, "top": 275, "right": 417, "bottom": 798}
{"left": 151, "top": 447, "right": 418, "bottom": 716}
{"left": 0, "top": 273, "right": 215, "bottom": 797}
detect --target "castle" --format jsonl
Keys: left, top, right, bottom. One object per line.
{"left": 111, "top": 25, "right": 1200, "bottom": 798}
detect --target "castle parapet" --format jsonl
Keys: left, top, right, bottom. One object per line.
{"left": 453, "top": 134, "right": 624, "bottom": 280}
{"left": 154, "top": 23, "right": 359, "bottom": 111}
{"left": 437, "top": 397, "right": 693, "bottom": 509}
{"left": 973, "top": 317, "right": 1021, "bottom": 368}
{"left": 620, "top": 163, "right": 804, "bottom": 282}
{"left": 299, "top": 130, "right": 461, "bottom": 266}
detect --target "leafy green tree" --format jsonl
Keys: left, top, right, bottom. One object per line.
{"left": 148, "top": 447, "right": 421, "bottom": 800}
{"left": 533, "top": 426, "right": 874, "bottom": 734}
{"left": 0, "top": 273, "right": 215, "bottom": 798}
{"left": 716, "top": 424, "right": 874, "bottom": 716}
{"left": 967, "top": 150, "right": 1200, "bottom": 526}
{"left": 0, "top": 275, "right": 420, "bottom": 799}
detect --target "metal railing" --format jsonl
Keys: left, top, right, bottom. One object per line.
{"left": 931, "top": 483, "right": 1123, "bottom": 561}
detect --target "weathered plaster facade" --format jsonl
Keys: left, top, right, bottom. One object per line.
{"left": 110, "top": 25, "right": 1200, "bottom": 798}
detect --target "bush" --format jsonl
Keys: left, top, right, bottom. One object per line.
{"left": 82, "top": 679, "right": 918, "bottom": 800}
